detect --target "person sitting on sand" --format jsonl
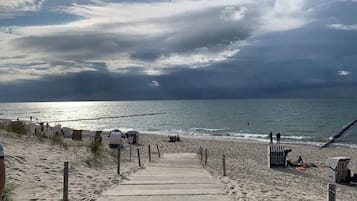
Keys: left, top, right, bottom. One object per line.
{"left": 287, "top": 155, "right": 304, "bottom": 168}
{"left": 168, "top": 135, "right": 177, "bottom": 143}
{"left": 297, "top": 156, "right": 303, "bottom": 166}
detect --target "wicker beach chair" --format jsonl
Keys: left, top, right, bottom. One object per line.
{"left": 268, "top": 145, "right": 286, "bottom": 168}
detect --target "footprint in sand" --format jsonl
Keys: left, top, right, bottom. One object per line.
{"left": 13, "top": 167, "right": 26, "bottom": 173}
{"left": 274, "top": 187, "right": 284, "bottom": 191}
{"left": 261, "top": 189, "right": 269, "bottom": 193}
{"left": 12, "top": 155, "right": 27, "bottom": 164}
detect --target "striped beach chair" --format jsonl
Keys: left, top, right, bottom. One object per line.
{"left": 268, "top": 145, "right": 286, "bottom": 168}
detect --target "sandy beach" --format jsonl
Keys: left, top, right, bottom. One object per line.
{"left": 0, "top": 120, "right": 357, "bottom": 201}
{"left": 0, "top": 120, "right": 143, "bottom": 201}
{"left": 141, "top": 134, "right": 357, "bottom": 201}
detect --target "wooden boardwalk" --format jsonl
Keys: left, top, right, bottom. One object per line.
{"left": 98, "top": 153, "right": 233, "bottom": 201}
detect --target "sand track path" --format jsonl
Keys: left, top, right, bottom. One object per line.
{"left": 98, "top": 153, "right": 233, "bottom": 201}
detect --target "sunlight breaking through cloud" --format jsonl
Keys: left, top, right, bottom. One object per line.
{"left": 0, "top": 0, "right": 315, "bottom": 82}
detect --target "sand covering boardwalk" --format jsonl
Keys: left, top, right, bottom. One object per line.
{"left": 98, "top": 153, "right": 233, "bottom": 201}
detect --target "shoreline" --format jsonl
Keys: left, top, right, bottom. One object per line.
{"left": 3, "top": 117, "right": 357, "bottom": 149}
{"left": 2, "top": 116, "right": 356, "bottom": 149}
{"left": 143, "top": 130, "right": 357, "bottom": 149}
{"left": 1, "top": 120, "right": 357, "bottom": 200}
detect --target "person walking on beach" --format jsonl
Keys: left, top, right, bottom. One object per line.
{"left": 269, "top": 131, "right": 273, "bottom": 144}
{"left": 0, "top": 140, "right": 6, "bottom": 200}
{"left": 276, "top": 133, "right": 281, "bottom": 144}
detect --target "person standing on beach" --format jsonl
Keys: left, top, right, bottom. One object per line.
{"left": 269, "top": 131, "right": 273, "bottom": 144}
{"left": 276, "top": 133, "right": 281, "bottom": 144}
{"left": 0, "top": 140, "right": 5, "bottom": 200}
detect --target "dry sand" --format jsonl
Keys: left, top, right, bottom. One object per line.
{"left": 0, "top": 126, "right": 142, "bottom": 200}
{"left": 140, "top": 134, "right": 357, "bottom": 201}
{"left": 1, "top": 121, "right": 357, "bottom": 201}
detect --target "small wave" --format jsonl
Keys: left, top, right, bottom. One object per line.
{"left": 142, "top": 129, "right": 191, "bottom": 136}
{"left": 211, "top": 133, "right": 231, "bottom": 137}
{"left": 281, "top": 135, "right": 315, "bottom": 140}
{"left": 30, "top": 111, "right": 41, "bottom": 114}
{"left": 191, "top": 127, "right": 229, "bottom": 132}
{"left": 334, "top": 143, "right": 357, "bottom": 149}
{"left": 230, "top": 132, "right": 317, "bottom": 141}
{"left": 230, "top": 133, "right": 268, "bottom": 139}
{"left": 146, "top": 128, "right": 161, "bottom": 131}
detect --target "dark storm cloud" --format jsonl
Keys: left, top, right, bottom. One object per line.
{"left": 2, "top": 0, "right": 315, "bottom": 81}
{"left": 0, "top": 71, "right": 162, "bottom": 101}
{"left": 2, "top": 0, "right": 357, "bottom": 101}
{"left": 12, "top": 6, "right": 255, "bottom": 63}
{"left": 1, "top": 60, "right": 357, "bottom": 102}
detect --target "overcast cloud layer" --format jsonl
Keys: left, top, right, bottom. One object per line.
{"left": 0, "top": 0, "right": 357, "bottom": 101}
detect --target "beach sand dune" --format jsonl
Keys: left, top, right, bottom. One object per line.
{"left": 1, "top": 129, "right": 140, "bottom": 201}
{"left": 1, "top": 125, "right": 357, "bottom": 200}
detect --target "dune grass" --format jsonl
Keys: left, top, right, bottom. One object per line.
{"left": 2, "top": 182, "right": 15, "bottom": 201}
{"left": 0, "top": 121, "right": 27, "bottom": 136}
{"left": 48, "top": 134, "right": 68, "bottom": 149}
{"left": 85, "top": 141, "right": 108, "bottom": 167}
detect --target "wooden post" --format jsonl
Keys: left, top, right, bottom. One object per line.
{"left": 129, "top": 143, "right": 132, "bottom": 162}
{"left": 327, "top": 183, "right": 336, "bottom": 201}
{"left": 205, "top": 148, "right": 208, "bottom": 166}
{"left": 148, "top": 144, "right": 151, "bottom": 162}
{"left": 156, "top": 144, "right": 161, "bottom": 158}
{"left": 63, "top": 161, "right": 69, "bottom": 201}
{"left": 222, "top": 155, "right": 226, "bottom": 176}
{"left": 117, "top": 147, "right": 121, "bottom": 175}
{"left": 199, "top": 146, "right": 203, "bottom": 162}
{"left": 137, "top": 148, "right": 141, "bottom": 167}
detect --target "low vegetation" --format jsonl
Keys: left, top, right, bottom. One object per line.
{"left": 0, "top": 121, "right": 27, "bottom": 135}
{"left": 88, "top": 140, "right": 104, "bottom": 155}
{"left": 85, "top": 141, "right": 108, "bottom": 167}
{"left": 48, "top": 134, "right": 68, "bottom": 149}
{"left": 3, "top": 182, "right": 15, "bottom": 201}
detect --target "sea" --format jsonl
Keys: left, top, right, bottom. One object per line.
{"left": 0, "top": 99, "right": 357, "bottom": 148}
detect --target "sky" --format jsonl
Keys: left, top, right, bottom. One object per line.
{"left": 0, "top": 0, "right": 357, "bottom": 101}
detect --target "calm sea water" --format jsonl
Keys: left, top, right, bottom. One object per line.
{"left": 0, "top": 99, "right": 357, "bottom": 147}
